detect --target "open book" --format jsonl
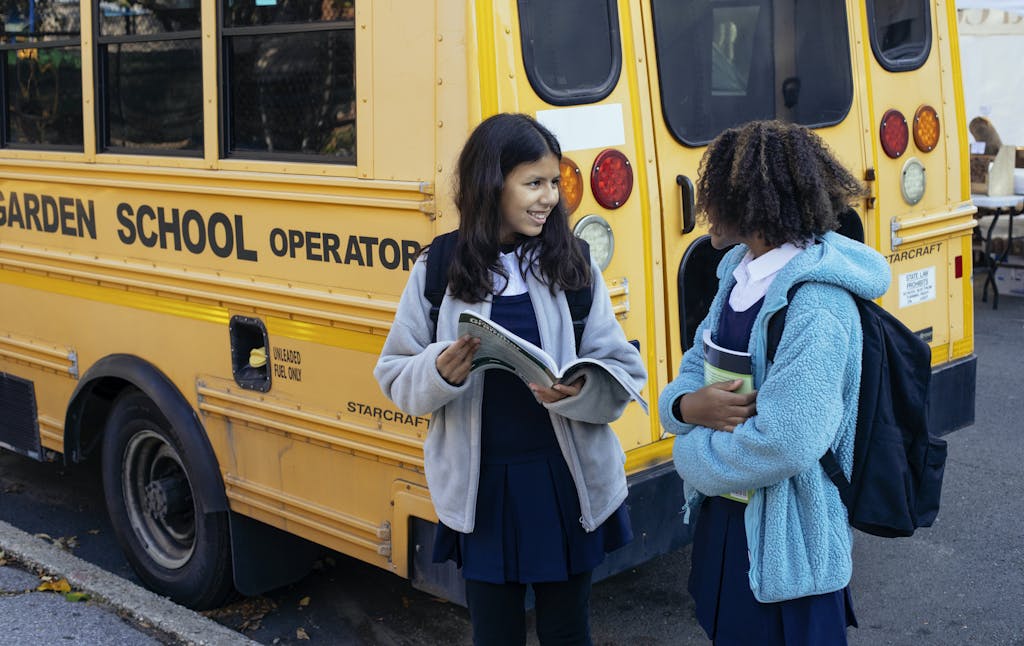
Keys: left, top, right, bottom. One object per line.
{"left": 703, "top": 328, "right": 754, "bottom": 503}
{"left": 457, "top": 310, "right": 648, "bottom": 414}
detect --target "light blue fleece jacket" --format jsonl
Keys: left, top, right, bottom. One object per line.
{"left": 658, "top": 232, "right": 890, "bottom": 603}
{"left": 375, "top": 251, "right": 647, "bottom": 534}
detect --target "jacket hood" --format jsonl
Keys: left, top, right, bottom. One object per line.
{"left": 718, "top": 231, "right": 891, "bottom": 302}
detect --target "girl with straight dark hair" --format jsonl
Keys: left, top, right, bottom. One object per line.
{"left": 375, "top": 113, "right": 646, "bottom": 645}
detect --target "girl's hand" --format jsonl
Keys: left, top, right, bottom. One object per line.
{"left": 678, "top": 380, "right": 756, "bottom": 432}
{"left": 529, "top": 376, "right": 585, "bottom": 403}
{"left": 436, "top": 335, "right": 481, "bottom": 385}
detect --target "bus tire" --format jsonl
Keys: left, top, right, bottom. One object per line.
{"left": 101, "top": 389, "right": 235, "bottom": 610}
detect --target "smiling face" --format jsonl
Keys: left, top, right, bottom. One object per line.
{"left": 498, "top": 153, "right": 561, "bottom": 244}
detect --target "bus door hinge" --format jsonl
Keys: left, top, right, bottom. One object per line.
{"left": 378, "top": 520, "right": 392, "bottom": 557}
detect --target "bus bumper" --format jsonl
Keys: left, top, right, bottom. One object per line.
{"left": 930, "top": 355, "right": 977, "bottom": 436}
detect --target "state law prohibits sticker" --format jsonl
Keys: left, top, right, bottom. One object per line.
{"left": 899, "top": 266, "right": 936, "bottom": 307}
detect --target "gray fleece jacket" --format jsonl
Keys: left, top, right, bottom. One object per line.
{"left": 374, "top": 250, "right": 647, "bottom": 534}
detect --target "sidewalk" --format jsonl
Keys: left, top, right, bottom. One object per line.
{"left": 0, "top": 520, "right": 256, "bottom": 646}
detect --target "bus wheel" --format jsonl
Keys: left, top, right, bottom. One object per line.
{"left": 101, "top": 389, "right": 234, "bottom": 609}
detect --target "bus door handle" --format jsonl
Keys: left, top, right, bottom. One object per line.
{"left": 676, "top": 174, "right": 696, "bottom": 234}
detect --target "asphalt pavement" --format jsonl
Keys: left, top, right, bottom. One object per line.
{"left": 0, "top": 518, "right": 256, "bottom": 645}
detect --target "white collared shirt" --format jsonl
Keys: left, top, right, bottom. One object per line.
{"left": 493, "top": 249, "right": 529, "bottom": 296}
{"left": 728, "top": 243, "right": 805, "bottom": 312}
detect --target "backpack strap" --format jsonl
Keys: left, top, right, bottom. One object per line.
{"left": 424, "top": 233, "right": 593, "bottom": 350}
{"left": 765, "top": 283, "right": 802, "bottom": 364}
{"left": 764, "top": 281, "right": 853, "bottom": 499}
{"left": 819, "top": 448, "right": 853, "bottom": 507}
{"left": 567, "top": 239, "right": 594, "bottom": 351}
{"left": 424, "top": 231, "right": 459, "bottom": 343}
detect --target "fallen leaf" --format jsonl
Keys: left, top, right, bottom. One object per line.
{"left": 64, "top": 591, "right": 90, "bottom": 602}
{"left": 298, "top": 596, "right": 311, "bottom": 607}
{"left": 53, "top": 535, "right": 79, "bottom": 551}
{"left": 37, "top": 578, "right": 72, "bottom": 593}
{"left": 296, "top": 627, "right": 310, "bottom": 640}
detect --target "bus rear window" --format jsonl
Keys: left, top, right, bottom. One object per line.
{"left": 867, "top": 0, "right": 931, "bottom": 71}
{"left": 517, "top": 0, "right": 621, "bottom": 105}
{"left": 651, "top": 0, "right": 853, "bottom": 146}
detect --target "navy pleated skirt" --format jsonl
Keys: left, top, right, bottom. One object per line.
{"left": 689, "top": 496, "right": 858, "bottom": 646}
{"left": 433, "top": 446, "right": 632, "bottom": 584}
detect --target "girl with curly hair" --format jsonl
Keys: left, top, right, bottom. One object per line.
{"left": 375, "top": 113, "right": 646, "bottom": 645}
{"left": 659, "top": 120, "right": 891, "bottom": 645}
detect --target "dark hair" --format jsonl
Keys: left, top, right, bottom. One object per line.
{"left": 445, "top": 113, "right": 589, "bottom": 302}
{"left": 696, "top": 120, "right": 866, "bottom": 248}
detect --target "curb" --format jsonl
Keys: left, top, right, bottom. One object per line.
{"left": 0, "top": 519, "right": 257, "bottom": 646}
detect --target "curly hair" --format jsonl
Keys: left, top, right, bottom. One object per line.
{"left": 696, "top": 120, "right": 866, "bottom": 248}
{"left": 444, "top": 113, "right": 589, "bottom": 303}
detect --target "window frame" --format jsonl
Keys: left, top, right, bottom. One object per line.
{"left": 650, "top": 0, "right": 854, "bottom": 147}
{"left": 516, "top": 0, "right": 622, "bottom": 106}
{"left": 865, "top": 0, "right": 932, "bottom": 72}
{"left": 0, "top": 16, "right": 84, "bottom": 151}
{"left": 93, "top": 1, "right": 204, "bottom": 157}
{"left": 218, "top": 11, "right": 357, "bottom": 164}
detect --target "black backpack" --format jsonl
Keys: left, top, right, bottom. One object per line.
{"left": 767, "top": 283, "right": 947, "bottom": 538}
{"left": 423, "top": 231, "right": 593, "bottom": 350}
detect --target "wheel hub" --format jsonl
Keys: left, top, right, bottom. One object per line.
{"left": 122, "top": 429, "right": 197, "bottom": 569}
{"left": 143, "top": 475, "right": 191, "bottom": 521}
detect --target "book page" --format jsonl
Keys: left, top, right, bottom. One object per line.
{"left": 457, "top": 311, "right": 558, "bottom": 387}
{"left": 458, "top": 310, "right": 647, "bottom": 413}
{"left": 560, "top": 358, "right": 649, "bottom": 414}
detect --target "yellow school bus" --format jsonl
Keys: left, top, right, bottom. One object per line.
{"left": 0, "top": 0, "right": 975, "bottom": 608}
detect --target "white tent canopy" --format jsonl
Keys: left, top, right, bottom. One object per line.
{"left": 956, "top": 1, "right": 1024, "bottom": 11}
{"left": 958, "top": 6, "right": 1024, "bottom": 146}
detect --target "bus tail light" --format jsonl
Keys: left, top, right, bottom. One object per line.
{"left": 559, "top": 157, "right": 583, "bottom": 215}
{"left": 880, "top": 109, "right": 909, "bottom": 158}
{"left": 573, "top": 214, "right": 614, "bottom": 270}
{"left": 913, "top": 105, "right": 940, "bottom": 153}
{"left": 900, "top": 158, "right": 926, "bottom": 205}
{"left": 591, "top": 149, "right": 633, "bottom": 209}
{"left": 955, "top": 255, "right": 963, "bottom": 279}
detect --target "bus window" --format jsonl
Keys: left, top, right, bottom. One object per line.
{"left": 1, "top": 0, "right": 83, "bottom": 148}
{"left": 867, "top": 0, "right": 931, "bottom": 71}
{"left": 222, "top": 0, "right": 355, "bottom": 162}
{"left": 650, "top": 0, "right": 852, "bottom": 145}
{"left": 517, "top": 0, "right": 621, "bottom": 105}
{"left": 98, "top": 0, "right": 202, "bottom": 154}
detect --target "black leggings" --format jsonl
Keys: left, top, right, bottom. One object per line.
{"left": 464, "top": 571, "right": 593, "bottom": 646}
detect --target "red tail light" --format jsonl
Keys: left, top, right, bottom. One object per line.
{"left": 590, "top": 149, "right": 633, "bottom": 209}
{"left": 880, "top": 109, "right": 909, "bottom": 159}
